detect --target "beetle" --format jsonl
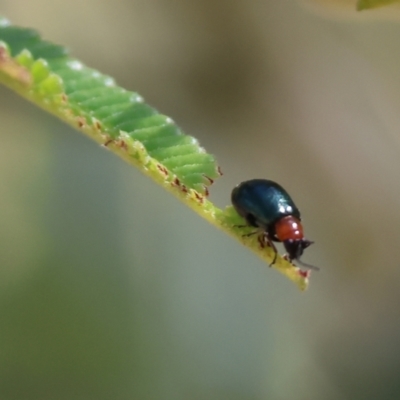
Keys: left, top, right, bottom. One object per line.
{"left": 231, "top": 179, "right": 319, "bottom": 271}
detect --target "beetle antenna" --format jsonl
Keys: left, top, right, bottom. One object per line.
{"left": 295, "top": 258, "right": 320, "bottom": 271}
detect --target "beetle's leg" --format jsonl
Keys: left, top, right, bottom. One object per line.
{"left": 241, "top": 230, "right": 258, "bottom": 238}
{"left": 261, "top": 233, "right": 278, "bottom": 267}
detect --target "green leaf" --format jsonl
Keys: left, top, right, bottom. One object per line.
{"left": 357, "top": 0, "right": 400, "bottom": 10}
{"left": 0, "top": 17, "right": 311, "bottom": 290}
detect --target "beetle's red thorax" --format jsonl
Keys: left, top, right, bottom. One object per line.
{"left": 275, "top": 216, "right": 304, "bottom": 242}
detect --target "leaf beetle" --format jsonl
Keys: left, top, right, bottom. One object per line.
{"left": 231, "top": 179, "right": 319, "bottom": 271}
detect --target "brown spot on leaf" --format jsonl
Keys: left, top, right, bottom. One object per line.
{"left": 298, "top": 269, "right": 310, "bottom": 279}
{"left": 194, "top": 192, "right": 204, "bottom": 204}
{"left": 203, "top": 175, "right": 214, "bottom": 185}
{"left": 77, "top": 117, "right": 85, "bottom": 128}
{"left": 156, "top": 164, "right": 169, "bottom": 176}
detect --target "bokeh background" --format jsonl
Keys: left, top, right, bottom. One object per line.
{"left": 1, "top": 1, "right": 400, "bottom": 399}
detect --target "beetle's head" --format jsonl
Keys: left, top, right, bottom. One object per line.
{"left": 283, "top": 239, "right": 319, "bottom": 271}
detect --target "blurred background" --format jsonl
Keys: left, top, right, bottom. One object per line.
{"left": 1, "top": 1, "right": 400, "bottom": 399}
